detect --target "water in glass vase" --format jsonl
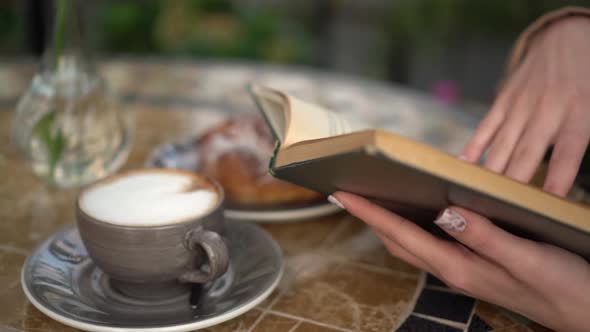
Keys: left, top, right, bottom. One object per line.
{"left": 13, "top": 56, "right": 133, "bottom": 188}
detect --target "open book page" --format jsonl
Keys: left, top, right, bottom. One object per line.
{"left": 250, "top": 84, "right": 370, "bottom": 148}
{"left": 284, "top": 96, "right": 370, "bottom": 147}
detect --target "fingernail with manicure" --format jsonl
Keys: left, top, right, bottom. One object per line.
{"left": 328, "top": 195, "right": 345, "bottom": 209}
{"left": 435, "top": 208, "right": 466, "bottom": 232}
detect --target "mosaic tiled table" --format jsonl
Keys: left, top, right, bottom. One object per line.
{"left": 0, "top": 60, "right": 554, "bottom": 331}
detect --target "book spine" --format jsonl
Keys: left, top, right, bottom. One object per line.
{"left": 268, "top": 140, "right": 281, "bottom": 177}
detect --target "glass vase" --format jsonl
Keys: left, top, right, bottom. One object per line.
{"left": 12, "top": 0, "right": 133, "bottom": 188}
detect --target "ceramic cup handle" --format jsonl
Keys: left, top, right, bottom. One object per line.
{"left": 179, "top": 227, "right": 229, "bottom": 284}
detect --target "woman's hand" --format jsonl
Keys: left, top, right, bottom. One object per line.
{"left": 461, "top": 17, "right": 590, "bottom": 197}
{"left": 331, "top": 192, "right": 590, "bottom": 332}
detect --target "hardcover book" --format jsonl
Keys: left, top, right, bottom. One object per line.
{"left": 249, "top": 84, "right": 590, "bottom": 260}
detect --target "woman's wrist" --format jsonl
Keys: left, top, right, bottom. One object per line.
{"left": 535, "top": 15, "right": 590, "bottom": 42}
{"left": 506, "top": 6, "right": 590, "bottom": 75}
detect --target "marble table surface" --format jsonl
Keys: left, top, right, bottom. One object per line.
{"left": 0, "top": 60, "right": 553, "bottom": 332}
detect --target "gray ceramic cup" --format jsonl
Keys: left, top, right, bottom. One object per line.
{"left": 76, "top": 169, "right": 229, "bottom": 299}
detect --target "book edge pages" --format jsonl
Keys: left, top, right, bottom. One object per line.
{"left": 248, "top": 83, "right": 291, "bottom": 175}
{"left": 374, "top": 130, "right": 590, "bottom": 234}
{"left": 274, "top": 129, "right": 590, "bottom": 234}
{"left": 275, "top": 130, "right": 377, "bottom": 167}
{"left": 247, "top": 83, "right": 290, "bottom": 144}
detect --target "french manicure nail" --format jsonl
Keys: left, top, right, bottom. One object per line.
{"left": 434, "top": 208, "right": 466, "bottom": 232}
{"left": 328, "top": 195, "right": 345, "bottom": 209}
{"left": 458, "top": 155, "right": 468, "bottom": 161}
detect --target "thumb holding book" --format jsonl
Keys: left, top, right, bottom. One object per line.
{"left": 331, "top": 191, "right": 590, "bottom": 332}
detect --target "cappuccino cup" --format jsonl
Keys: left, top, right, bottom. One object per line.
{"left": 76, "top": 168, "right": 229, "bottom": 299}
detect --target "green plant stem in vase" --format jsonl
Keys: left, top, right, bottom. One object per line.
{"left": 12, "top": 0, "right": 133, "bottom": 188}
{"left": 32, "top": 110, "right": 65, "bottom": 177}
{"left": 33, "top": 0, "right": 69, "bottom": 178}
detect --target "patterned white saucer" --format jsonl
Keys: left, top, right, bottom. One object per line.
{"left": 21, "top": 220, "right": 284, "bottom": 332}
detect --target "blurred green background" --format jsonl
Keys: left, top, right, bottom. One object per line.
{"left": 0, "top": 0, "right": 587, "bottom": 102}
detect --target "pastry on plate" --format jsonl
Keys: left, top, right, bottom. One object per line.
{"left": 198, "top": 114, "right": 323, "bottom": 209}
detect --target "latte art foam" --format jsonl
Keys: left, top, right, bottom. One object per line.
{"left": 79, "top": 172, "right": 218, "bottom": 226}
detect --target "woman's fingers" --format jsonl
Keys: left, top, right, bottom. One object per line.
{"left": 461, "top": 100, "right": 507, "bottom": 162}
{"left": 333, "top": 192, "right": 528, "bottom": 303}
{"left": 503, "top": 93, "right": 566, "bottom": 184}
{"left": 333, "top": 191, "right": 500, "bottom": 295}
{"left": 333, "top": 192, "right": 464, "bottom": 275}
{"left": 483, "top": 53, "right": 541, "bottom": 173}
{"left": 432, "top": 207, "right": 583, "bottom": 326}
{"left": 544, "top": 102, "right": 590, "bottom": 196}
{"left": 461, "top": 89, "right": 511, "bottom": 163}
{"left": 433, "top": 207, "right": 544, "bottom": 278}
{"left": 461, "top": 55, "right": 534, "bottom": 163}
{"left": 372, "top": 228, "right": 432, "bottom": 273}
{"left": 483, "top": 88, "right": 537, "bottom": 173}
